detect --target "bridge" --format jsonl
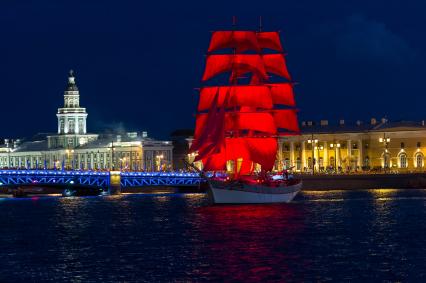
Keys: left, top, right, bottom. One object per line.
{"left": 0, "top": 170, "right": 203, "bottom": 193}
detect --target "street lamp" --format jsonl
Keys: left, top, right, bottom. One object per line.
{"left": 307, "top": 136, "right": 318, "bottom": 174}
{"left": 66, "top": 149, "right": 74, "bottom": 170}
{"left": 379, "top": 133, "right": 391, "bottom": 170}
{"left": 119, "top": 156, "right": 127, "bottom": 171}
{"left": 156, "top": 154, "right": 164, "bottom": 171}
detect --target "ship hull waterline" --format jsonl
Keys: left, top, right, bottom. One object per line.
{"left": 208, "top": 180, "right": 302, "bottom": 204}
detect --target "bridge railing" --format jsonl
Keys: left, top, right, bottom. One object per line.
{"left": 0, "top": 170, "right": 203, "bottom": 188}
{"left": 120, "top": 171, "right": 202, "bottom": 187}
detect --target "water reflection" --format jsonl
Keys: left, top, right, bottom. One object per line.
{"left": 1, "top": 190, "right": 426, "bottom": 281}
{"left": 193, "top": 204, "right": 306, "bottom": 281}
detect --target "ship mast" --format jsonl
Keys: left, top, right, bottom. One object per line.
{"left": 191, "top": 21, "right": 300, "bottom": 174}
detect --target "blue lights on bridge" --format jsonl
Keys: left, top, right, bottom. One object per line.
{"left": 0, "top": 170, "right": 203, "bottom": 188}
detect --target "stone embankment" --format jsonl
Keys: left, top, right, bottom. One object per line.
{"left": 297, "top": 173, "right": 426, "bottom": 190}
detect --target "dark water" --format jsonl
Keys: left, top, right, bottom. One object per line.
{"left": 0, "top": 189, "right": 425, "bottom": 282}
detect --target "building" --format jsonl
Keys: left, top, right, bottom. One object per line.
{"left": 279, "top": 118, "right": 426, "bottom": 173}
{"left": 183, "top": 118, "right": 426, "bottom": 173}
{"left": 0, "top": 70, "right": 173, "bottom": 171}
{"left": 170, "top": 129, "right": 194, "bottom": 170}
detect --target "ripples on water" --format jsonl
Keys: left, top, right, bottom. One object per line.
{"left": 0, "top": 189, "right": 425, "bottom": 282}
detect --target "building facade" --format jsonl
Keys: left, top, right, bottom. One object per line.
{"left": 278, "top": 119, "right": 426, "bottom": 173}
{"left": 0, "top": 71, "right": 173, "bottom": 171}
{"left": 183, "top": 118, "right": 426, "bottom": 173}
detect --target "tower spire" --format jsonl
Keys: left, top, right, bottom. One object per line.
{"left": 67, "top": 69, "right": 78, "bottom": 91}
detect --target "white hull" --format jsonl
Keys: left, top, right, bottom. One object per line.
{"left": 209, "top": 181, "right": 302, "bottom": 204}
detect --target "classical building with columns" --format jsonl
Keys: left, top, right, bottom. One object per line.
{"left": 278, "top": 118, "right": 426, "bottom": 173}
{"left": 0, "top": 70, "right": 173, "bottom": 171}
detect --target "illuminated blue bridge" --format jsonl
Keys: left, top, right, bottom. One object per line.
{"left": 0, "top": 170, "right": 203, "bottom": 190}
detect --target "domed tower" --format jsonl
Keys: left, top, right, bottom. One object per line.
{"left": 48, "top": 70, "right": 98, "bottom": 149}
{"left": 56, "top": 70, "right": 88, "bottom": 134}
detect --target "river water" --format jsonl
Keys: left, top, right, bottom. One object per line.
{"left": 0, "top": 189, "right": 425, "bottom": 282}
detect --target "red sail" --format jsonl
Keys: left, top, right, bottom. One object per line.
{"left": 225, "top": 138, "right": 250, "bottom": 160}
{"left": 198, "top": 86, "right": 273, "bottom": 111}
{"left": 208, "top": 31, "right": 260, "bottom": 53}
{"left": 202, "top": 54, "right": 268, "bottom": 81}
{"left": 263, "top": 54, "right": 292, "bottom": 81}
{"left": 257, "top": 31, "right": 283, "bottom": 51}
{"left": 192, "top": 28, "right": 300, "bottom": 173}
{"left": 245, "top": 138, "right": 277, "bottom": 171}
{"left": 273, "top": 109, "right": 300, "bottom": 133}
{"left": 238, "top": 159, "right": 254, "bottom": 175}
{"left": 268, "top": 83, "right": 295, "bottom": 106}
{"left": 197, "top": 111, "right": 277, "bottom": 135}
{"left": 193, "top": 114, "right": 207, "bottom": 143}
{"left": 199, "top": 137, "right": 278, "bottom": 172}
{"left": 226, "top": 137, "right": 277, "bottom": 171}
{"left": 226, "top": 112, "right": 276, "bottom": 134}
{"left": 202, "top": 148, "right": 227, "bottom": 171}
{"left": 191, "top": 90, "right": 225, "bottom": 154}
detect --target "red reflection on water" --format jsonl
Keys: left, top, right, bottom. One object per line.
{"left": 193, "top": 204, "right": 306, "bottom": 281}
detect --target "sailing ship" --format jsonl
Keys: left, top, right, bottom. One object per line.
{"left": 190, "top": 21, "right": 302, "bottom": 204}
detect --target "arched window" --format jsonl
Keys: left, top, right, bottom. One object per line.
{"left": 296, "top": 157, "right": 301, "bottom": 170}
{"left": 365, "top": 156, "right": 370, "bottom": 167}
{"left": 416, "top": 153, "right": 423, "bottom": 168}
{"left": 307, "top": 157, "right": 312, "bottom": 169}
{"left": 399, "top": 153, "right": 407, "bottom": 168}
{"left": 284, "top": 158, "right": 290, "bottom": 169}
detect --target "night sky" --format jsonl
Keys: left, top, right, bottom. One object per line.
{"left": 1, "top": 1, "right": 425, "bottom": 140}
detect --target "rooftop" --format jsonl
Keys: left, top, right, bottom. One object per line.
{"left": 300, "top": 119, "right": 426, "bottom": 134}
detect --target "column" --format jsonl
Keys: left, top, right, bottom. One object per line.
{"left": 314, "top": 142, "right": 319, "bottom": 171}
{"left": 169, "top": 149, "right": 173, "bottom": 170}
{"left": 323, "top": 141, "right": 328, "bottom": 168}
{"left": 83, "top": 118, "right": 87, "bottom": 134}
{"left": 301, "top": 141, "right": 306, "bottom": 171}
{"left": 277, "top": 141, "right": 283, "bottom": 171}
{"left": 337, "top": 142, "right": 341, "bottom": 168}
{"left": 58, "top": 117, "right": 61, "bottom": 134}
{"left": 347, "top": 139, "right": 352, "bottom": 171}
{"left": 74, "top": 117, "right": 79, "bottom": 134}
{"left": 290, "top": 141, "right": 295, "bottom": 168}
{"left": 358, "top": 139, "right": 363, "bottom": 169}
{"left": 64, "top": 117, "right": 69, "bottom": 134}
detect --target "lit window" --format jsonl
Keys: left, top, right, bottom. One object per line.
{"left": 416, "top": 153, "right": 423, "bottom": 168}
{"left": 399, "top": 153, "right": 407, "bottom": 168}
